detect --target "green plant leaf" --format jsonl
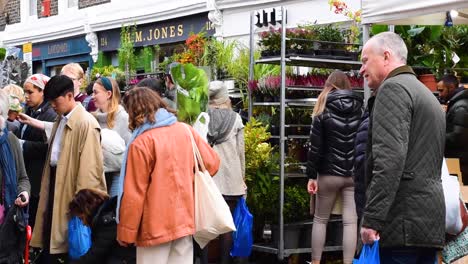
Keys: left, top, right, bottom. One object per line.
{"left": 171, "top": 63, "right": 208, "bottom": 124}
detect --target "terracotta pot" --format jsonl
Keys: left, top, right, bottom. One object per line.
{"left": 418, "top": 74, "right": 438, "bottom": 92}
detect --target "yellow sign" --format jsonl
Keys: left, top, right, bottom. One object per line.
{"left": 23, "top": 42, "right": 32, "bottom": 53}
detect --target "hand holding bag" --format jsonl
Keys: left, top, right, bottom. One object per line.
{"left": 353, "top": 240, "right": 380, "bottom": 264}
{"left": 186, "top": 125, "right": 236, "bottom": 249}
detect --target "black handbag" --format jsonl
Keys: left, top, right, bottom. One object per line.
{"left": 0, "top": 205, "right": 27, "bottom": 264}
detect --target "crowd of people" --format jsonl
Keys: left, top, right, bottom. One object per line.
{"left": 306, "top": 32, "right": 468, "bottom": 264}
{"left": 0, "top": 31, "right": 466, "bottom": 264}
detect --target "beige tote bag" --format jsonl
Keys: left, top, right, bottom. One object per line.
{"left": 186, "top": 125, "right": 236, "bottom": 248}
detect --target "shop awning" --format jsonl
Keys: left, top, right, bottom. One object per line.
{"left": 361, "top": 0, "right": 468, "bottom": 25}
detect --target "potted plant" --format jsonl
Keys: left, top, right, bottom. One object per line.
{"left": 271, "top": 182, "right": 311, "bottom": 249}
{"left": 244, "top": 118, "right": 280, "bottom": 241}
{"left": 258, "top": 27, "right": 281, "bottom": 57}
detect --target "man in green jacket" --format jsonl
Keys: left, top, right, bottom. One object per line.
{"left": 359, "top": 32, "right": 446, "bottom": 263}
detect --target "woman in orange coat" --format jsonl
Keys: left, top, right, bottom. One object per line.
{"left": 116, "top": 87, "right": 220, "bottom": 264}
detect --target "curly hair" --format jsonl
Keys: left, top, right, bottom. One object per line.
{"left": 68, "top": 189, "right": 109, "bottom": 226}
{"left": 122, "top": 87, "right": 176, "bottom": 131}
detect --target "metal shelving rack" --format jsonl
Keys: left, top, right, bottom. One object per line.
{"left": 248, "top": 6, "right": 363, "bottom": 261}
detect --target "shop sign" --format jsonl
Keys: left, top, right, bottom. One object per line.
{"left": 23, "top": 42, "right": 33, "bottom": 75}
{"left": 32, "top": 36, "right": 91, "bottom": 61}
{"left": 98, "top": 13, "right": 215, "bottom": 52}
{"left": 254, "top": 7, "right": 286, "bottom": 28}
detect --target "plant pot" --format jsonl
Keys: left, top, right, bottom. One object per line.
{"left": 331, "top": 49, "right": 347, "bottom": 57}
{"left": 270, "top": 125, "right": 280, "bottom": 136}
{"left": 272, "top": 224, "right": 301, "bottom": 249}
{"left": 314, "top": 49, "right": 332, "bottom": 57}
{"left": 254, "top": 94, "right": 264, "bottom": 102}
{"left": 418, "top": 74, "right": 438, "bottom": 92}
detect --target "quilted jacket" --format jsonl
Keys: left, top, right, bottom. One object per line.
{"left": 307, "top": 89, "right": 363, "bottom": 179}
{"left": 362, "top": 66, "right": 446, "bottom": 248}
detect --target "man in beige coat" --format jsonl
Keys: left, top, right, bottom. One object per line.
{"left": 30, "top": 75, "right": 106, "bottom": 263}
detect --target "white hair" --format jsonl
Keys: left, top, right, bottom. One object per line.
{"left": 370, "top": 32, "right": 408, "bottom": 64}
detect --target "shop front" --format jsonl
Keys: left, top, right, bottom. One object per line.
{"left": 32, "top": 36, "right": 93, "bottom": 76}
{"left": 97, "top": 12, "right": 215, "bottom": 73}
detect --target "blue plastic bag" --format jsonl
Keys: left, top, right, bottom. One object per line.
{"left": 230, "top": 197, "right": 253, "bottom": 257}
{"left": 68, "top": 216, "right": 92, "bottom": 260}
{"left": 353, "top": 240, "right": 380, "bottom": 264}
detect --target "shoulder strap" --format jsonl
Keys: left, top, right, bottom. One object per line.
{"left": 184, "top": 124, "right": 207, "bottom": 173}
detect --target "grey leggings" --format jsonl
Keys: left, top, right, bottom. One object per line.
{"left": 311, "top": 175, "right": 357, "bottom": 264}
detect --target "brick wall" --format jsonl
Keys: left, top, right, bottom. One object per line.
{"left": 78, "top": 0, "right": 110, "bottom": 9}
{"left": 37, "top": 0, "right": 58, "bottom": 18}
{"left": 0, "top": 0, "right": 20, "bottom": 31}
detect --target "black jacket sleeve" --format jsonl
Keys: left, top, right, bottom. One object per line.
{"left": 362, "top": 82, "right": 412, "bottom": 231}
{"left": 446, "top": 103, "right": 468, "bottom": 151}
{"left": 306, "top": 115, "right": 323, "bottom": 179}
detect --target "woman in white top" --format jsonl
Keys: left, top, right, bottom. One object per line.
{"left": 92, "top": 77, "right": 131, "bottom": 196}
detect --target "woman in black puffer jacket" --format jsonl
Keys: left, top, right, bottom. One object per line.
{"left": 306, "top": 70, "right": 363, "bottom": 264}
{"left": 69, "top": 189, "right": 136, "bottom": 264}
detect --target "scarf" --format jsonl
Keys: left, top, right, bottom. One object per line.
{"left": 0, "top": 128, "right": 16, "bottom": 209}
{"left": 116, "top": 108, "right": 177, "bottom": 222}
{"left": 207, "top": 108, "right": 237, "bottom": 146}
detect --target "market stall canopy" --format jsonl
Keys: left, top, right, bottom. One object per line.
{"left": 361, "top": 0, "right": 468, "bottom": 25}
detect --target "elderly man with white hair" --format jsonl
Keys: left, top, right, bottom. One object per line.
{"left": 359, "top": 32, "right": 446, "bottom": 263}
{"left": 0, "top": 89, "right": 30, "bottom": 220}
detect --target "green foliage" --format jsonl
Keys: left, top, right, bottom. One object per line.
{"left": 244, "top": 118, "right": 279, "bottom": 223}
{"left": 0, "top": 48, "right": 7, "bottom": 61}
{"left": 282, "top": 183, "right": 310, "bottom": 223}
{"left": 93, "top": 51, "right": 107, "bottom": 68}
{"left": 91, "top": 66, "right": 126, "bottom": 90}
{"left": 136, "top": 46, "right": 154, "bottom": 72}
{"left": 396, "top": 25, "right": 468, "bottom": 79}
{"left": 171, "top": 63, "right": 208, "bottom": 124}
{"left": 202, "top": 39, "right": 238, "bottom": 80}
{"left": 118, "top": 24, "right": 137, "bottom": 72}
{"left": 228, "top": 47, "right": 280, "bottom": 89}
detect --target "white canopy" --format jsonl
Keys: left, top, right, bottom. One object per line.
{"left": 361, "top": 0, "right": 468, "bottom": 25}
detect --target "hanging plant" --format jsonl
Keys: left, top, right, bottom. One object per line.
{"left": 118, "top": 24, "right": 137, "bottom": 73}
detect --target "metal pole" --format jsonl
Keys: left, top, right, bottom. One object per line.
{"left": 362, "top": 24, "right": 371, "bottom": 103}
{"left": 278, "top": 6, "right": 287, "bottom": 261}
{"left": 248, "top": 11, "right": 255, "bottom": 120}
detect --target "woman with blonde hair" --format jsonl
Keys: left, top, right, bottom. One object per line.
{"left": 306, "top": 70, "right": 362, "bottom": 264}
{"left": 92, "top": 77, "right": 131, "bottom": 196}
{"left": 61, "top": 63, "right": 96, "bottom": 111}
{"left": 204, "top": 81, "right": 245, "bottom": 264}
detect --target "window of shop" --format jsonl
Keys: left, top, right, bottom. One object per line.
{"left": 30, "top": 0, "right": 37, "bottom": 16}
{"left": 68, "top": 0, "right": 78, "bottom": 8}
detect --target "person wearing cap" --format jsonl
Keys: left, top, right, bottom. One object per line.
{"left": 29, "top": 75, "right": 106, "bottom": 263}
{"left": 205, "top": 81, "right": 246, "bottom": 264}
{"left": 61, "top": 63, "right": 97, "bottom": 112}
{"left": 92, "top": 77, "right": 131, "bottom": 196}
{"left": 164, "top": 62, "right": 179, "bottom": 102}
{"left": 16, "top": 73, "right": 57, "bottom": 229}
